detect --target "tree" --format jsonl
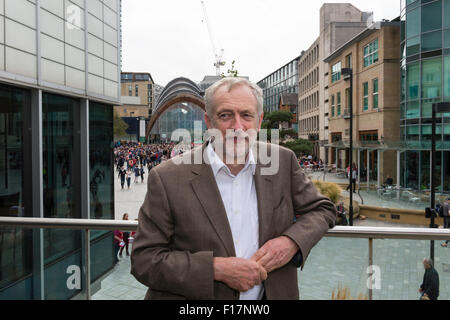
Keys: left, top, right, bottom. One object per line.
{"left": 263, "top": 110, "right": 293, "bottom": 129}
{"left": 114, "top": 111, "right": 128, "bottom": 139}
{"left": 281, "top": 139, "right": 314, "bottom": 157}
{"left": 221, "top": 60, "right": 239, "bottom": 78}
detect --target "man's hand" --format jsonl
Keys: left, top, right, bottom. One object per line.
{"left": 213, "top": 257, "right": 267, "bottom": 292}
{"left": 251, "top": 236, "right": 299, "bottom": 273}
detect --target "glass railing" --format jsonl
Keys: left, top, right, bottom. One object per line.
{"left": 1, "top": 217, "right": 450, "bottom": 300}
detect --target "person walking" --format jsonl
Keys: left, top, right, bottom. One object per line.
{"left": 140, "top": 165, "right": 145, "bottom": 183}
{"left": 119, "top": 213, "right": 130, "bottom": 257}
{"left": 126, "top": 169, "right": 132, "bottom": 189}
{"left": 114, "top": 229, "right": 124, "bottom": 264}
{"left": 346, "top": 163, "right": 357, "bottom": 193}
{"left": 118, "top": 167, "right": 126, "bottom": 189}
{"left": 134, "top": 165, "right": 140, "bottom": 183}
{"left": 440, "top": 198, "right": 450, "bottom": 247}
{"left": 419, "top": 258, "right": 439, "bottom": 300}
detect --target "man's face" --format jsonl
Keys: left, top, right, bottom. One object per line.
{"left": 205, "top": 85, "right": 264, "bottom": 162}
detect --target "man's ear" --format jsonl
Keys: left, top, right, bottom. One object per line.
{"left": 204, "top": 113, "right": 213, "bottom": 129}
{"left": 258, "top": 112, "right": 264, "bottom": 131}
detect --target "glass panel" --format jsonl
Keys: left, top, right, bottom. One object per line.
{"left": 422, "top": 98, "right": 441, "bottom": 117}
{"left": 421, "top": 151, "right": 430, "bottom": 190}
{"left": 422, "top": 58, "right": 442, "bottom": 99}
{"left": 89, "top": 102, "right": 114, "bottom": 252}
{"left": 0, "top": 84, "right": 32, "bottom": 290}
{"left": 422, "top": 30, "right": 442, "bottom": 52}
{"left": 372, "top": 239, "right": 449, "bottom": 300}
{"left": 407, "top": 36, "right": 420, "bottom": 56}
{"left": 42, "top": 93, "right": 81, "bottom": 265}
{"left": 407, "top": 62, "right": 420, "bottom": 100}
{"left": 445, "top": 0, "right": 450, "bottom": 28}
{"left": 405, "top": 150, "right": 419, "bottom": 189}
{"left": 444, "top": 151, "right": 450, "bottom": 191}
{"left": 406, "top": 7, "right": 420, "bottom": 39}
{"left": 422, "top": 0, "right": 442, "bottom": 33}
{"left": 298, "top": 238, "right": 369, "bottom": 300}
{"left": 444, "top": 56, "right": 450, "bottom": 97}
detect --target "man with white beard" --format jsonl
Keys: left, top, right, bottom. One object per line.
{"left": 131, "top": 77, "right": 336, "bottom": 300}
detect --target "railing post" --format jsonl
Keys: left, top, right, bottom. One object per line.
{"left": 85, "top": 229, "right": 90, "bottom": 300}
{"left": 368, "top": 238, "right": 373, "bottom": 301}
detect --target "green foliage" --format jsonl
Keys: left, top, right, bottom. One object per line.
{"left": 263, "top": 110, "right": 293, "bottom": 129}
{"left": 281, "top": 139, "right": 313, "bottom": 157}
{"left": 221, "top": 60, "right": 239, "bottom": 78}
{"left": 114, "top": 111, "right": 128, "bottom": 138}
{"left": 280, "top": 129, "right": 298, "bottom": 140}
{"left": 312, "top": 181, "right": 342, "bottom": 204}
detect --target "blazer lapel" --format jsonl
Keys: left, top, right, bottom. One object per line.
{"left": 190, "top": 162, "right": 236, "bottom": 257}
{"left": 254, "top": 164, "right": 274, "bottom": 246}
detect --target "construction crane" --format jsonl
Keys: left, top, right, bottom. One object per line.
{"left": 201, "top": 1, "right": 225, "bottom": 76}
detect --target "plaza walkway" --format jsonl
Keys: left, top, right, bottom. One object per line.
{"left": 91, "top": 167, "right": 450, "bottom": 300}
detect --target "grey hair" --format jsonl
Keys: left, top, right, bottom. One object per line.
{"left": 204, "top": 77, "right": 263, "bottom": 120}
{"left": 424, "top": 258, "right": 433, "bottom": 267}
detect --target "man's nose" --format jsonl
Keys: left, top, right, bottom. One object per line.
{"left": 231, "top": 114, "right": 244, "bottom": 131}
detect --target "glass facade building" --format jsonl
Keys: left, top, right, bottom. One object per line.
{"left": 400, "top": 0, "right": 450, "bottom": 192}
{"left": 257, "top": 57, "right": 300, "bottom": 113}
{"left": 150, "top": 102, "right": 206, "bottom": 142}
{"left": 0, "top": 0, "right": 121, "bottom": 299}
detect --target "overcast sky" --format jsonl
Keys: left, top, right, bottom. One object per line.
{"left": 121, "top": 0, "right": 400, "bottom": 86}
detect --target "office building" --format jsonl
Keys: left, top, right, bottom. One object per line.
{"left": 400, "top": 0, "right": 450, "bottom": 192}
{"left": 257, "top": 56, "right": 300, "bottom": 114}
{"left": 325, "top": 20, "right": 401, "bottom": 186}
{"left": 0, "top": 0, "right": 121, "bottom": 299}
{"left": 115, "top": 72, "right": 155, "bottom": 142}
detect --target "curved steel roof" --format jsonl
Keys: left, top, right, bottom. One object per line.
{"left": 154, "top": 77, "right": 203, "bottom": 113}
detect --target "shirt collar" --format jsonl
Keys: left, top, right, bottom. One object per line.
{"left": 206, "top": 142, "right": 256, "bottom": 177}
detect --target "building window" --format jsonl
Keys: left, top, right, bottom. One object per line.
{"left": 363, "top": 39, "right": 379, "bottom": 67}
{"left": 331, "top": 94, "right": 335, "bottom": 117}
{"left": 363, "top": 82, "right": 369, "bottom": 111}
{"left": 337, "top": 92, "right": 341, "bottom": 116}
{"left": 128, "top": 85, "right": 132, "bottom": 96}
{"left": 332, "top": 62, "right": 341, "bottom": 83}
{"left": 346, "top": 53, "right": 352, "bottom": 69}
{"left": 373, "top": 79, "right": 379, "bottom": 109}
{"left": 135, "top": 85, "right": 139, "bottom": 96}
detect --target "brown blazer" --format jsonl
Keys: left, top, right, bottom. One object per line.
{"left": 131, "top": 141, "right": 336, "bottom": 300}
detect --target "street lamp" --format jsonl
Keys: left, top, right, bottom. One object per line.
{"left": 342, "top": 67, "right": 354, "bottom": 226}
{"left": 428, "top": 102, "right": 450, "bottom": 262}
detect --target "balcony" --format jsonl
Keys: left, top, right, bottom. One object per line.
{"left": 1, "top": 217, "right": 449, "bottom": 300}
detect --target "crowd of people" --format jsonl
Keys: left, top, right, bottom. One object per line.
{"left": 114, "top": 141, "right": 176, "bottom": 189}
{"left": 299, "top": 155, "right": 324, "bottom": 171}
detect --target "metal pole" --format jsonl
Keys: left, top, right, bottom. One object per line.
{"left": 85, "top": 229, "right": 90, "bottom": 300}
{"left": 349, "top": 74, "right": 353, "bottom": 226}
{"left": 430, "top": 105, "right": 436, "bottom": 262}
{"left": 368, "top": 238, "right": 373, "bottom": 300}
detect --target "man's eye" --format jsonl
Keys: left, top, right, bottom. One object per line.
{"left": 219, "top": 114, "right": 231, "bottom": 119}
{"left": 243, "top": 114, "right": 254, "bottom": 119}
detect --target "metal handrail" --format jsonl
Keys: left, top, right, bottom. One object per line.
{"left": 2, "top": 216, "right": 450, "bottom": 301}
{"left": 1, "top": 216, "right": 450, "bottom": 240}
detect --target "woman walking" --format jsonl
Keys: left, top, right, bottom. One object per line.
{"left": 126, "top": 169, "right": 132, "bottom": 189}
{"left": 119, "top": 213, "right": 130, "bottom": 257}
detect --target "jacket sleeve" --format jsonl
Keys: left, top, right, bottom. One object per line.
{"left": 130, "top": 168, "right": 214, "bottom": 299}
{"left": 282, "top": 150, "right": 337, "bottom": 269}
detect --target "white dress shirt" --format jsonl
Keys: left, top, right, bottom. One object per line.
{"left": 206, "top": 143, "right": 263, "bottom": 300}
